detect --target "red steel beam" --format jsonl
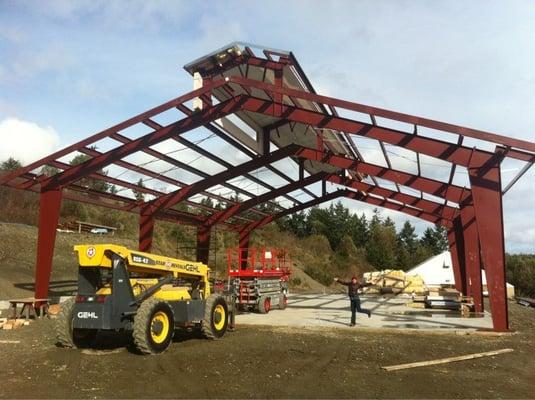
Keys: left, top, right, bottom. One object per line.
{"left": 235, "top": 94, "right": 495, "bottom": 169}
{"left": 239, "top": 190, "right": 345, "bottom": 237}
{"left": 347, "top": 192, "right": 452, "bottom": 227}
{"left": 139, "top": 213, "right": 155, "bottom": 252}
{"left": 109, "top": 129, "right": 287, "bottom": 210}
{"left": 295, "top": 146, "right": 467, "bottom": 203}
{"left": 447, "top": 222, "right": 467, "bottom": 294}
{"left": 175, "top": 103, "right": 318, "bottom": 201}
{"left": 34, "top": 188, "right": 63, "bottom": 299}
{"left": 0, "top": 78, "right": 233, "bottom": 187}
{"left": 239, "top": 189, "right": 451, "bottom": 239}
{"left": 459, "top": 205, "right": 483, "bottom": 312}
{"left": 327, "top": 175, "right": 458, "bottom": 220}
{"left": 202, "top": 172, "right": 328, "bottom": 227}
{"left": 206, "top": 171, "right": 454, "bottom": 230}
{"left": 78, "top": 142, "right": 266, "bottom": 217}
{"left": 230, "top": 76, "right": 535, "bottom": 158}
{"left": 42, "top": 160, "right": 244, "bottom": 224}
{"left": 143, "top": 144, "right": 302, "bottom": 215}
{"left": 196, "top": 226, "right": 211, "bottom": 264}
{"left": 468, "top": 157, "right": 508, "bottom": 331}
{"left": 37, "top": 95, "right": 248, "bottom": 191}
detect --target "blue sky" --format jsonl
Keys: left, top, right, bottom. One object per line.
{"left": 1, "top": 1, "right": 535, "bottom": 252}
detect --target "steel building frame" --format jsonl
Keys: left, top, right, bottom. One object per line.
{"left": 2, "top": 42, "right": 534, "bottom": 331}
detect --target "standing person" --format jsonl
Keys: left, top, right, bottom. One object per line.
{"left": 334, "top": 276, "right": 372, "bottom": 326}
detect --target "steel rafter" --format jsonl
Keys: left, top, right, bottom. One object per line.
{"left": 229, "top": 76, "right": 535, "bottom": 162}
{"left": 238, "top": 188, "right": 450, "bottom": 239}
{"left": 37, "top": 96, "right": 249, "bottom": 191}
{"left": 142, "top": 144, "right": 302, "bottom": 215}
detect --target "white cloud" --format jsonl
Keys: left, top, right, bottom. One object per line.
{"left": 0, "top": 118, "right": 60, "bottom": 165}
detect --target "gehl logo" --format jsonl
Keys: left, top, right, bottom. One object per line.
{"left": 77, "top": 312, "right": 99, "bottom": 319}
{"left": 184, "top": 264, "right": 200, "bottom": 273}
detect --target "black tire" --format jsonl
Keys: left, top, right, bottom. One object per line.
{"left": 258, "top": 296, "right": 271, "bottom": 314}
{"left": 133, "top": 298, "right": 175, "bottom": 355}
{"left": 56, "top": 297, "right": 97, "bottom": 348}
{"left": 201, "top": 295, "right": 228, "bottom": 340}
{"left": 279, "top": 294, "right": 288, "bottom": 310}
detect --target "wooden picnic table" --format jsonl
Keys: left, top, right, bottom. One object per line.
{"left": 9, "top": 298, "right": 50, "bottom": 320}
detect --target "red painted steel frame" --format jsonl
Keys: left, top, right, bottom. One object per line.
{"left": 34, "top": 188, "right": 63, "bottom": 300}
{"left": 468, "top": 157, "right": 508, "bottom": 331}
{"left": 2, "top": 45, "right": 533, "bottom": 332}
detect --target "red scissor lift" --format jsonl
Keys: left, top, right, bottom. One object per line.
{"left": 227, "top": 247, "right": 291, "bottom": 313}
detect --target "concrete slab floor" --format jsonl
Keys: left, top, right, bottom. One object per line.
{"left": 235, "top": 293, "right": 494, "bottom": 332}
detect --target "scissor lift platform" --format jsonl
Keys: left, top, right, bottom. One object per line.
{"left": 227, "top": 247, "right": 291, "bottom": 313}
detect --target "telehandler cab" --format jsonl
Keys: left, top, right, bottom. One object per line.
{"left": 56, "top": 244, "right": 231, "bottom": 354}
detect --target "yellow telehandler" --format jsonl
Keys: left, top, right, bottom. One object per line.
{"left": 56, "top": 244, "right": 231, "bottom": 354}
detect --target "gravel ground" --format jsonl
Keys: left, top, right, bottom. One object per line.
{"left": 0, "top": 300, "right": 534, "bottom": 399}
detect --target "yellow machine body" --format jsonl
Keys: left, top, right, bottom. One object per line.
{"left": 74, "top": 244, "right": 211, "bottom": 300}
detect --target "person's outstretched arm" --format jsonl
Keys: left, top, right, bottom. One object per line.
{"left": 334, "top": 277, "right": 350, "bottom": 286}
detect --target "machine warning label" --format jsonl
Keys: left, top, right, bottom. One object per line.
{"left": 86, "top": 247, "right": 96, "bottom": 258}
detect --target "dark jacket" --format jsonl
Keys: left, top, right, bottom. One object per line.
{"left": 337, "top": 279, "right": 370, "bottom": 298}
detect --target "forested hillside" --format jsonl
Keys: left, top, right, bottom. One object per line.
{"left": 1, "top": 157, "right": 534, "bottom": 296}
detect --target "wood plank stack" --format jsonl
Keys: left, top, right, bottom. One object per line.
{"left": 1, "top": 318, "right": 31, "bottom": 330}
{"left": 426, "top": 287, "right": 461, "bottom": 309}
{"left": 408, "top": 294, "right": 427, "bottom": 308}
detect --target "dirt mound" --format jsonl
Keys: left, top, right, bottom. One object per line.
{"left": 289, "top": 263, "right": 337, "bottom": 294}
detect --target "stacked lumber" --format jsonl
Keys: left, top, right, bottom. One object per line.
{"left": 408, "top": 294, "right": 427, "bottom": 308}
{"left": 363, "top": 270, "right": 427, "bottom": 295}
{"left": 426, "top": 287, "right": 461, "bottom": 309}
{"left": 1, "top": 318, "right": 31, "bottom": 330}
{"left": 517, "top": 297, "right": 535, "bottom": 308}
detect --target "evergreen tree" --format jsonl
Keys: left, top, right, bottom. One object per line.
{"left": 133, "top": 178, "right": 145, "bottom": 202}
{"left": 433, "top": 224, "right": 448, "bottom": 252}
{"left": 398, "top": 221, "right": 418, "bottom": 253}
{"left": 366, "top": 210, "right": 397, "bottom": 269}
{"left": 397, "top": 221, "right": 418, "bottom": 270}
{"left": 349, "top": 213, "right": 368, "bottom": 247}
{"left": 0, "top": 157, "right": 22, "bottom": 171}
{"left": 69, "top": 147, "right": 110, "bottom": 193}
{"left": 420, "top": 224, "right": 448, "bottom": 255}
{"left": 41, "top": 165, "right": 59, "bottom": 177}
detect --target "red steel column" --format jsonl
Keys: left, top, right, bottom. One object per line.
{"left": 34, "top": 188, "right": 63, "bottom": 299}
{"left": 469, "top": 159, "right": 508, "bottom": 331}
{"left": 196, "top": 226, "right": 211, "bottom": 265}
{"left": 460, "top": 205, "right": 483, "bottom": 312}
{"left": 139, "top": 212, "right": 155, "bottom": 252}
{"left": 239, "top": 231, "right": 250, "bottom": 270}
{"left": 447, "top": 222, "right": 466, "bottom": 294}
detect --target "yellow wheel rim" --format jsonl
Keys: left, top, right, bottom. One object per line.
{"left": 150, "top": 311, "right": 170, "bottom": 344}
{"left": 213, "top": 304, "right": 226, "bottom": 331}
